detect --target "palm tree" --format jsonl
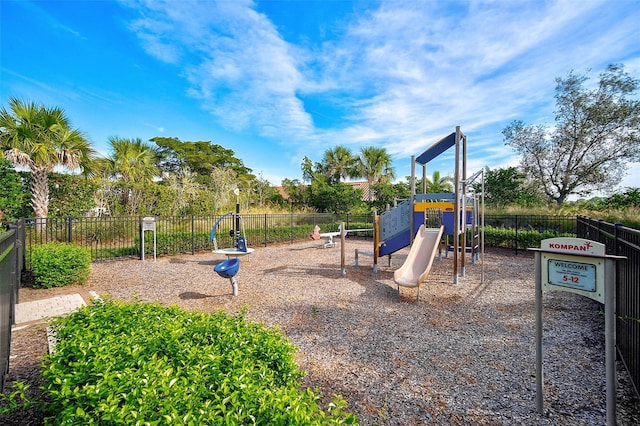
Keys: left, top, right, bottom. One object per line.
{"left": 96, "top": 137, "right": 159, "bottom": 214}
{"left": 98, "top": 137, "right": 159, "bottom": 184}
{"left": 322, "top": 145, "right": 355, "bottom": 182}
{"left": 353, "top": 146, "right": 395, "bottom": 201}
{"left": 424, "top": 170, "right": 453, "bottom": 193}
{"left": 0, "top": 97, "right": 95, "bottom": 219}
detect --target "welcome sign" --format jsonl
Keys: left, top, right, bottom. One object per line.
{"left": 530, "top": 237, "right": 624, "bottom": 424}
{"left": 540, "top": 237, "right": 606, "bottom": 303}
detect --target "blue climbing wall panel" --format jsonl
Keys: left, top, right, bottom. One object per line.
{"left": 379, "top": 231, "right": 411, "bottom": 257}
{"left": 379, "top": 200, "right": 411, "bottom": 257}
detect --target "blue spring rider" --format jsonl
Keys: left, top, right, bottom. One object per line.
{"left": 214, "top": 257, "right": 240, "bottom": 296}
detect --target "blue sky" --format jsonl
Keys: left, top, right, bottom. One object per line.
{"left": 2, "top": 0, "right": 639, "bottom": 191}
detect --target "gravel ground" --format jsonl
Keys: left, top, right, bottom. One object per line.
{"left": 3, "top": 238, "right": 639, "bottom": 425}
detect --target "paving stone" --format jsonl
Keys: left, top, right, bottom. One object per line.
{"left": 14, "top": 294, "right": 86, "bottom": 324}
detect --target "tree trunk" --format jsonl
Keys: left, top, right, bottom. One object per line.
{"left": 555, "top": 192, "right": 567, "bottom": 207}
{"left": 367, "top": 178, "right": 374, "bottom": 202}
{"left": 30, "top": 167, "right": 49, "bottom": 219}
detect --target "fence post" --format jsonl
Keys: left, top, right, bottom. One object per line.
{"left": 191, "top": 215, "right": 195, "bottom": 255}
{"left": 67, "top": 216, "right": 73, "bottom": 243}
{"left": 614, "top": 222, "right": 623, "bottom": 256}
{"left": 598, "top": 219, "right": 603, "bottom": 242}
{"left": 514, "top": 215, "right": 519, "bottom": 255}
{"left": 290, "top": 212, "right": 294, "bottom": 244}
{"left": 7, "top": 220, "right": 22, "bottom": 306}
{"left": 264, "top": 214, "right": 267, "bottom": 247}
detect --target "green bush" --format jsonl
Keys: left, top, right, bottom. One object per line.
{"left": 41, "top": 300, "right": 357, "bottom": 425}
{"left": 85, "top": 220, "right": 134, "bottom": 243}
{"left": 249, "top": 224, "right": 316, "bottom": 243}
{"left": 483, "top": 225, "right": 575, "bottom": 248}
{"left": 136, "top": 232, "right": 212, "bottom": 255}
{"left": 29, "top": 243, "right": 92, "bottom": 289}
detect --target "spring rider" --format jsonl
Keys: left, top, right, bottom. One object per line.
{"left": 214, "top": 257, "right": 240, "bottom": 296}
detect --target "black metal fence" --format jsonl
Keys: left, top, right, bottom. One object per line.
{"left": 20, "top": 214, "right": 582, "bottom": 263}
{"left": 576, "top": 216, "right": 640, "bottom": 398}
{"left": 22, "top": 213, "right": 374, "bottom": 264}
{"left": 0, "top": 219, "right": 24, "bottom": 392}
{"left": 484, "top": 214, "right": 577, "bottom": 253}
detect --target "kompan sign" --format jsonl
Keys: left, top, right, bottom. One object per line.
{"left": 529, "top": 237, "right": 624, "bottom": 426}
{"left": 540, "top": 237, "right": 605, "bottom": 303}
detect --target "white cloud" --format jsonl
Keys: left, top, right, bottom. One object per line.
{"left": 120, "top": 0, "right": 639, "bottom": 186}
{"left": 16, "top": 0, "right": 87, "bottom": 40}
{"left": 122, "top": 0, "right": 319, "bottom": 145}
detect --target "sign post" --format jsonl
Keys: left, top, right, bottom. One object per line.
{"left": 530, "top": 237, "right": 624, "bottom": 425}
{"left": 141, "top": 217, "right": 157, "bottom": 261}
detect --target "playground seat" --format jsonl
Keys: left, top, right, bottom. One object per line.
{"left": 214, "top": 258, "right": 240, "bottom": 279}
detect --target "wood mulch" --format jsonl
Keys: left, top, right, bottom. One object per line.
{"left": 3, "top": 240, "right": 639, "bottom": 425}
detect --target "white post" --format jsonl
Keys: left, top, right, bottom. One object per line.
{"left": 340, "top": 222, "right": 346, "bottom": 277}
{"left": 535, "top": 251, "right": 544, "bottom": 414}
{"left": 604, "top": 258, "right": 616, "bottom": 426}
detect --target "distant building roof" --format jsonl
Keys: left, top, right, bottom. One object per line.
{"left": 276, "top": 186, "right": 288, "bottom": 199}
{"left": 345, "top": 181, "right": 372, "bottom": 201}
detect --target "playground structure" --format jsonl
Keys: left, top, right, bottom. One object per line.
{"left": 372, "top": 126, "right": 485, "bottom": 288}
{"left": 209, "top": 189, "right": 255, "bottom": 258}
{"left": 210, "top": 189, "right": 253, "bottom": 296}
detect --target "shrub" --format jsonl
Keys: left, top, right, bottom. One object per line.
{"left": 41, "top": 300, "right": 357, "bottom": 425}
{"left": 483, "top": 225, "right": 575, "bottom": 248}
{"left": 29, "top": 243, "right": 92, "bottom": 289}
{"left": 136, "top": 232, "right": 212, "bottom": 256}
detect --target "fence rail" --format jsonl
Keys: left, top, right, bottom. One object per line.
{"left": 0, "top": 219, "right": 24, "bottom": 392}
{"left": 576, "top": 216, "right": 640, "bottom": 399}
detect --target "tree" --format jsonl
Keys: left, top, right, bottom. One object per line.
{"left": 308, "top": 180, "right": 363, "bottom": 214}
{"left": 321, "top": 145, "right": 355, "bottom": 183}
{"left": 208, "top": 166, "right": 238, "bottom": 214}
{"left": 371, "top": 181, "right": 410, "bottom": 212}
{"left": 503, "top": 64, "right": 640, "bottom": 206}
{"left": 160, "top": 167, "right": 201, "bottom": 216}
{"left": 0, "top": 157, "right": 27, "bottom": 222}
{"left": 48, "top": 173, "right": 99, "bottom": 217}
{"left": 281, "top": 178, "right": 309, "bottom": 209}
{"left": 151, "top": 137, "right": 254, "bottom": 184}
{"left": 99, "top": 137, "right": 159, "bottom": 184}
{"left": 249, "top": 173, "right": 279, "bottom": 208}
{"left": 96, "top": 137, "right": 159, "bottom": 214}
{"left": 605, "top": 187, "right": 640, "bottom": 209}
{"left": 353, "top": 147, "right": 395, "bottom": 202}
{"left": 478, "top": 167, "right": 539, "bottom": 207}
{"left": 0, "top": 97, "right": 96, "bottom": 219}
{"left": 423, "top": 170, "right": 453, "bottom": 193}
{"left": 301, "top": 156, "right": 315, "bottom": 183}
